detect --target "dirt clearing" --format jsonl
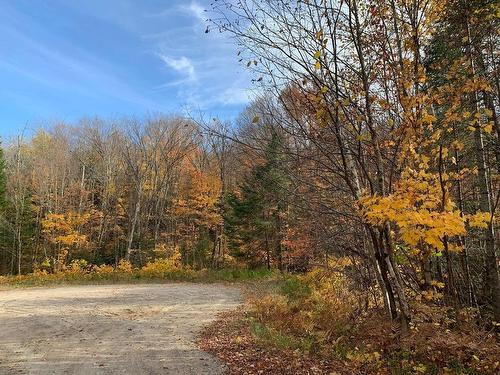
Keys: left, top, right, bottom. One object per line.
{"left": 0, "top": 283, "right": 241, "bottom": 374}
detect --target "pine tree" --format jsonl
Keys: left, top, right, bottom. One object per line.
{"left": 225, "top": 132, "right": 289, "bottom": 269}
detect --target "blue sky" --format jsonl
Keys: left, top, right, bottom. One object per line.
{"left": 0, "top": 0, "right": 253, "bottom": 138}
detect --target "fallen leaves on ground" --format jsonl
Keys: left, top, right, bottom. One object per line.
{"left": 197, "top": 310, "right": 345, "bottom": 375}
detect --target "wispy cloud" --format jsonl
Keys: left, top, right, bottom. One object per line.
{"left": 0, "top": 0, "right": 254, "bottom": 136}
{"left": 0, "top": 2, "right": 165, "bottom": 112}
{"left": 186, "top": 1, "right": 206, "bottom": 24}
{"left": 144, "top": 1, "right": 206, "bottom": 25}
{"left": 217, "top": 87, "right": 252, "bottom": 106}
{"left": 158, "top": 54, "right": 196, "bottom": 82}
{"left": 151, "top": 1, "right": 254, "bottom": 111}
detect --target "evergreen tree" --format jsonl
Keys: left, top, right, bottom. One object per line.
{"left": 225, "top": 132, "right": 289, "bottom": 269}
{"left": 424, "top": 0, "right": 500, "bottom": 319}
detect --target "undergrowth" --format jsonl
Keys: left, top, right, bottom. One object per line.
{"left": 0, "top": 257, "right": 278, "bottom": 288}
{"left": 245, "top": 259, "right": 499, "bottom": 374}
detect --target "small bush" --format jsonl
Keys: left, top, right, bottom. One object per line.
{"left": 93, "top": 264, "right": 115, "bottom": 277}
{"left": 63, "top": 259, "right": 89, "bottom": 279}
{"left": 139, "top": 258, "right": 180, "bottom": 278}
{"left": 280, "top": 276, "right": 311, "bottom": 301}
{"left": 116, "top": 259, "right": 133, "bottom": 274}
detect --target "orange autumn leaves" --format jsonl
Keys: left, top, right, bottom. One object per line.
{"left": 174, "top": 152, "right": 223, "bottom": 230}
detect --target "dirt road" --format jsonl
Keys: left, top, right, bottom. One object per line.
{"left": 0, "top": 283, "right": 241, "bottom": 375}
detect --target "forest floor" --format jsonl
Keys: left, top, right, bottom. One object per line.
{"left": 0, "top": 283, "right": 241, "bottom": 375}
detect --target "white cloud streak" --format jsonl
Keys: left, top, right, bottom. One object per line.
{"left": 158, "top": 54, "right": 196, "bottom": 81}
{"left": 186, "top": 1, "right": 206, "bottom": 23}
{"left": 152, "top": 1, "right": 255, "bottom": 110}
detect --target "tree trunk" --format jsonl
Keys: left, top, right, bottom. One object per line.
{"left": 473, "top": 122, "right": 500, "bottom": 320}
{"left": 465, "top": 13, "right": 500, "bottom": 320}
{"left": 126, "top": 189, "right": 141, "bottom": 261}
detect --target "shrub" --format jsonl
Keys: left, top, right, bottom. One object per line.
{"left": 116, "top": 259, "right": 133, "bottom": 274}
{"left": 302, "top": 267, "right": 362, "bottom": 337}
{"left": 139, "top": 258, "right": 181, "bottom": 278}
{"left": 0, "top": 257, "right": 276, "bottom": 286}
{"left": 65, "top": 259, "right": 89, "bottom": 277}
{"left": 249, "top": 264, "right": 363, "bottom": 352}
{"left": 93, "top": 264, "right": 115, "bottom": 277}
{"left": 280, "top": 276, "right": 311, "bottom": 301}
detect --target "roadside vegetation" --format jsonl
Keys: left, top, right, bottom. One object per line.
{"left": 0, "top": 254, "right": 277, "bottom": 288}
{"left": 0, "top": 0, "right": 499, "bottom": 373}
{"left": 201, "top": 260, "right": 499, "bottom": 374}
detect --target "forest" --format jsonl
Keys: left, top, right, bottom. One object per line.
{"left": 0, "top": 0, "right": 499, "bottom": 373}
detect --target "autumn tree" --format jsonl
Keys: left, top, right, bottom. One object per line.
{"left": 212, "top": 0, "right": 414, "bottom": 327}
{"left": 210, "top": 0, "right": 499, "bottom": 329}
{"left": 423, "top": 0, "right": 500, "bottom": 319}
{"left": 0, "top": 143, "right": 9, "bottom": 273}
{"left": 173, "top": 146, "right": 222, "bottom": 268}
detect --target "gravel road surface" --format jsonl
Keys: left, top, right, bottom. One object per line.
{"left": 0, "top": 284, "right": 240, "bottom": 374}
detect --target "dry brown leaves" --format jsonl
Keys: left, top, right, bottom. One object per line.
{"left": 198, "top": 306, "right": 500, "bottom": 375}
{"left": 197, "top": 310, "right": 345, "bottom": 375}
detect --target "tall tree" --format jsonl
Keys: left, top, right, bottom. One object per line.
{"left": 226, "top": 131, "right": 289, "bottom": 269}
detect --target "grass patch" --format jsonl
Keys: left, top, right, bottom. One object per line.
{"left": 279, "top": 276, "right": 311, "bottom": 301}
{"left": 250, "top": 320, "right": 298, "bottom": 349}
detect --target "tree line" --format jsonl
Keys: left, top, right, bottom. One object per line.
{"left": 208, "top": 0, "right": 499, "bottom": 329}
{"left": 0, "top": 0, "right": 498, "bottom": 331}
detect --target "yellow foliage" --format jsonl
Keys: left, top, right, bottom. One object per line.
{"left": 360, "top": 167, "right": 467, "bottom": 253}
{"left": 251, "top": 263, "right": 365, "bottom": 345}
{"left": 467, "top": 211, "right": 491, "bottom": 228}
{"left": 60, "top": 259, "right": 89, "bottom": 278}
{"left": 430, "top": 280, "right": 445, "bottom": 289}
{"left": 418, "top": 289, "right": 444, "bottom": 301}
{"left": 174, "top": 155, "right": 222, "bottom": 230}
{"left": 345, "top": 350, "right": 383, "bottom": 366}
{"left": 42, "top": 211, "right": 90, "bottom": 247}
{"left": 94, "top": 264, "right": 115, "bottom": 276}
{"left": 139, "top": 249, "right": 185, "bottom": 278}
{"left": 32, "top": 269, "right": 49, "bottom": 278}
{"left": 55, "top": 249, "right": 69, "bottom": 272}
{"left": 116, "top": 259, "right": 133, "bottom": 274}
